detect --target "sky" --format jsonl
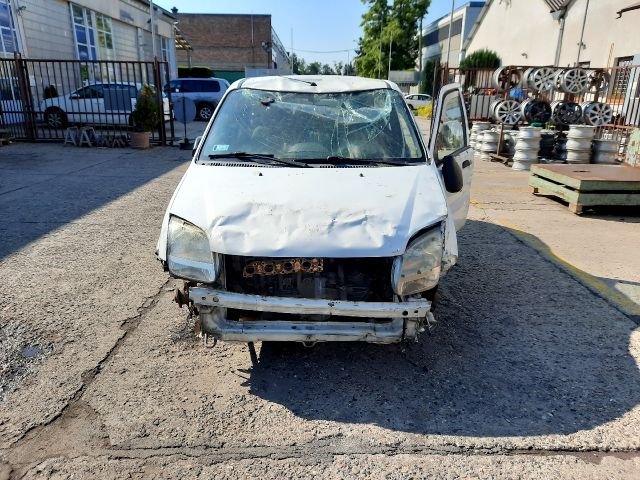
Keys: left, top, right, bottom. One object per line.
{"left": 154, "top": 1, "right": 474, "bottom": 65}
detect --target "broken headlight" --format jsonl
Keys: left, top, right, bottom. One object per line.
{"left": 167, "top": 216, "right": 219, "bottom": 283}
{"left": 391, "top": 227, "right": 443, "bottom": 296}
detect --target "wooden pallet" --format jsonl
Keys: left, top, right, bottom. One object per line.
{"left": 529, "top": 164, "right": 640, "bottom": 214}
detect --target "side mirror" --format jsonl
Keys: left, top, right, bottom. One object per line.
{"left": 442, "top": 155, "right": 463, "bottom": 193}
{"left": 192, "top": 136, "right": 203, "bottom": 157}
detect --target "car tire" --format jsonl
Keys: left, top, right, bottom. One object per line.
{"left": 196, "top": 102, "right": 215, "bottom": 121}
{"left": 44, "top": 108, "right": 67, "bottom": 129}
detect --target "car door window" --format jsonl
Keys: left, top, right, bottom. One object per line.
{"left": 435, "top": 91, "right": 467, "bottom": 160}
{"left": 198, "top": 80, "right": 220, "bottom": 92}
{"left": 75, "top": 85, "right": 103, "bottom": 99}
{"left": 179, "top": 80, "right": 194, "bottom": 93}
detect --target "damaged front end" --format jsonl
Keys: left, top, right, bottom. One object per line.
{"left": 167, "top": 217, "right": 445, "bottom": 344}
{"left": 175, "top": 255, "right": 435, "bottom": 344}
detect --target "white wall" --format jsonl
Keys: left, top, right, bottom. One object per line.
{"left": 465, "top": 0, "right": 558, "bottom": 65}
{"left": 13, "top": 0, "right": 175, "bottom": 63}
{"left": 558, "top": 0, "right": 640, "bottom": 67}
{"left": 18, "top": 0, "right": 76, "bottom": 59}
{"left": 465, "top": 0, "right": 640, "bottom": 67}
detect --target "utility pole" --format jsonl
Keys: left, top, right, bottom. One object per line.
{"left": 290, "top": 29, "right": 294, "bottom": 73}
{"left": 418, "top": 16, "right": 423, "bottom": 73}
{"left": 378, "top": 14, "right": 383, "bottom": 79}
{"left": 445, "top": 0, "right": 455, "bottom": 67}
{"left": 388, "top": 32, "right": 393, "bottom": 79}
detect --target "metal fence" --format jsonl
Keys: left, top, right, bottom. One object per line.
{"left": 438, "top": 64, "right": 640, "bottom": 158}
{"left": 0, "top": 55, "right": 174, "bottom": 145}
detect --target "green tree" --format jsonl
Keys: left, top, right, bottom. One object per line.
{"left": 355, "top": 0, "right": 430, "bottom": 78}
{"left": 459, "top": 48, "right": 501, "bottom": 69}
{"left": 291, "top": 53, "right": 307, "bottom": 74}
{"left": 306, "top": 61, "right": 322, "bottom": 75}
{"left": 320, "top": 63, "right": 335, "bottom": 75}
{"left": 419, "top": 58, "right": 439, "bottom": 95}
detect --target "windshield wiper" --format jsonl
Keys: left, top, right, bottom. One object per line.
{"left": 323, "top": 156, "right": 417, "bottom": 166}
{"left": 207, "top": 152, "right": 309, "bottom": 168}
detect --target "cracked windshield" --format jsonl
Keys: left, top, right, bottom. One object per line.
{"left": 198, "top": 88, "right": 424, "bottom": 163}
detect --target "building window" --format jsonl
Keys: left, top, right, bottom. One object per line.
{"left": 0, "top": 0, "right": 18, "bottom": 56}
{"left": 95, "top": 13, "right": 114, "bottom": 60}
{"left": 160, "top": 36, "right": 169, "bottom": 62}
{"left": 71, "top": 4, "right": 97, "bottom": 61}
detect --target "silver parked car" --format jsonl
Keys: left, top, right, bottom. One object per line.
{"left": 40, "top": 82, "right": 170, "bottom": 128}
{"left": 167, "top": 77, "right": 230, "bottom": 121}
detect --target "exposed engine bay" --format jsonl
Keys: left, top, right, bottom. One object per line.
{"left": 224, "top": 255, "right": 395, "bottom": 322}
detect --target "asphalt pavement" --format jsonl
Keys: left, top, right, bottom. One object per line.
{"left": 0, "top": 129, "right": 639, "bottom": 478}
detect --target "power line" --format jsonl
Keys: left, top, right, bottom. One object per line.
{"left": 290, "top": 47, "right": 357, "bottom": 54}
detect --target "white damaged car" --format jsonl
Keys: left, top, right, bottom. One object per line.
{"left": 157, "top": 75, "right": 473, "bottom": 344}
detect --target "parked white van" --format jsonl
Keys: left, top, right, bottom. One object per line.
{"left": 157, "top": 75, "right": 472, "bottom": 345}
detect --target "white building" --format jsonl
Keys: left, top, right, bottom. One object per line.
{"left": 0, "top": 0, "right": 176, "bottom": 75}
{"left": 463, "top": 0, "right": 640, "bottom": 69}
{"left": 420, "top": 1, "right": 485, "bottom": 68}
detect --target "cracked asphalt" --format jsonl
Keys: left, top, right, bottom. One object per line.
{"left": 1, "top": 138, "right": 639, "bottom": 479}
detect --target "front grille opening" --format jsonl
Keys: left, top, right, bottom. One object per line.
{"left": 225, "top": 256, "right": 395, "bottom": 303}
{"left": 226, "top": 309, "right": 394, "bottom": 324}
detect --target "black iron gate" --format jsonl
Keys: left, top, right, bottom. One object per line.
{"left": 0, "top": 54, "right": 174, "bottom": 145}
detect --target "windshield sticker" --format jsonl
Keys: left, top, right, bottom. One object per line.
{"left": 211, "top": 144, "right": 230, "bottom": 151}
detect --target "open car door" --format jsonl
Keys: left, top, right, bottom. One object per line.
{"left": 428, "top": 83, "right": 473, "bottom": 231}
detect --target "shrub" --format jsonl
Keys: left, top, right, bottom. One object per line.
{"left": 416, "top": 105, "right": 432, "bottom": 118}
{"left": 459, "top": 49, "right": 501, "bottom": 69}
{"left": 178, "top": 66, "right": 213, "bottom": 78}
{"left": 131, "top": 85, "right": 160, "bottom": 132}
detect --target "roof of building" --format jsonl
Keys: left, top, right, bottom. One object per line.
{"left": 230, "top": 75, "right": 401, "bottom": 94}
{"left": 423, "top": 1, "right": 485, "bottom": 31}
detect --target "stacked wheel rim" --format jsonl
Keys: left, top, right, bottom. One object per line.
{"left": 477, "top": 129, "right": 499, "bottom": 161}
{"left": 492, "top": 99, "right": 522, "bottom": 125}
{"left": 470, "top": 121, "right": 491, "bottom": 150}
{"left": 551, "top": 100, "right": 582, "bottom": 125}
{"left": 591, "top": 139, "right": 618, "bottom": 164}
{"left": 512, "top": 126, "right": 541, "bottom": 171}
{"left": 521, "top": 99, "right": 552, "bottom": 123}
{"left": 539, "top": 130, "right": 555, "bottom": 159}
{"left": 526, "top": 67, "right": 557, "bottom": 93}
{"left": 557, "top": 68, "right": 590, "bottom": 94}
{"left": 565, "top": 125, "right": 595, "bottom": 163}
{"left": 492, "top": 66, "right": 522, "bottom": 91}
{"left": 581, "top": 101, "right": 613, "bottom": 126}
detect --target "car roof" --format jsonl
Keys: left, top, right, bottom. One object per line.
{"left": 178, "top": 77, "right": 227, "bottom": 81}
{"left": 230, "top": 75, "right": 401, "bottom": 94}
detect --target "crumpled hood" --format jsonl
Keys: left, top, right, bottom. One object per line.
{"left": 158, "top": 162, "right": 456, "bottom": 258}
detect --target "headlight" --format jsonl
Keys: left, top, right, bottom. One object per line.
{"left": 391, "top": 227, "right": 443, "bottom": 296}
{"left": 167, "top": 216, "right": 219, "bottom": 283}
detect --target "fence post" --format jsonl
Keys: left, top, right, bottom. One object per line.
{"left": 14, "top": 53, "right": 37, "bottom": 141}
{"left": 153, "top": 58, "right": 167, "bottom": 145}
